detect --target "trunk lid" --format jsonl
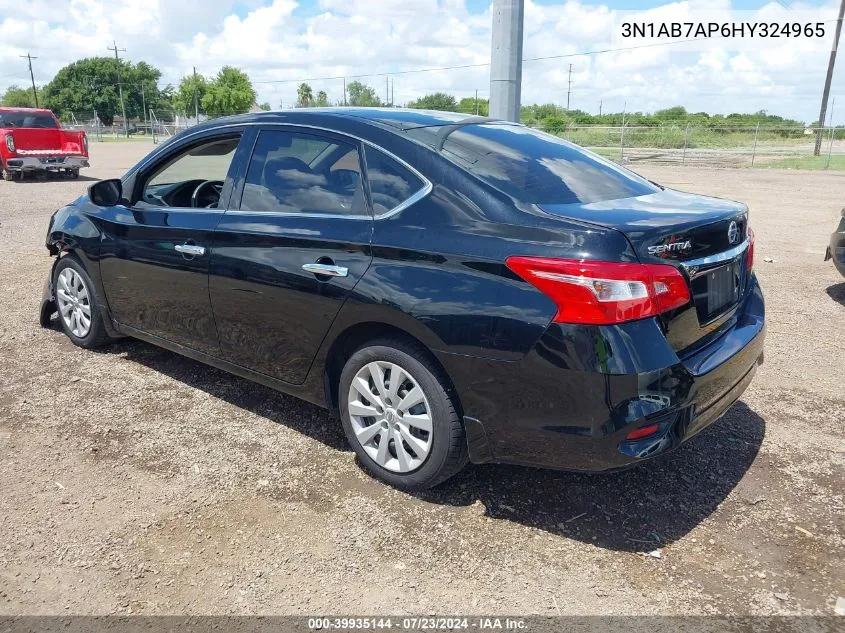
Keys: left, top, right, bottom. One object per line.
{"left": 541, "top": 188, "right": 752, "bottom": 353}
{"left": 541, "top": 188, "right": 748, "bottom": 263}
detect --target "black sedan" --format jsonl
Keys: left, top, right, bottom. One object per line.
{"left": 40, "top": 109, "right": 765, "bottom": 490}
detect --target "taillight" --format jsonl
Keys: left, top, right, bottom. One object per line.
{"left": 5, "top": 134, "right": 15, "bottom": 153}
{"left": 746, "top": 227, "right": 755, "bottom": 271}
{"left": 82, "top": 133, "right": 88, "bottom": 154}
{"left": 505, "top": 257, "right": 691, "bottom": 325}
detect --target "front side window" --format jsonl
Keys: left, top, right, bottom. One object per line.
{"left": 364, "top": 146, "right": 425, "bottom": 215}
{"left": 140, "top": 135, "right": 240, "bottom": 208}
{"left": 240, "top": 130, "right": 366, "bottom": 216}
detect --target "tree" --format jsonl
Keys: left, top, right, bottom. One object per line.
{"left": 41, "top": 57, "right": 168, "bottom": 125}
{"left": 316, "top": 90, "right": 329, "bottom": 107}
{"left": 258, "top": 102, "right": 271, "bottom": 111}
{"left": 408, "top": 92, "right": 457, "bottom": 111}
{"left": 346, "top": 81, "right": 381, "bottom": 107}
{"left": 296, "top": 83, "right": 314, "bottom": 108}
{"left": 201, "top": 66, "right": 256, "bottom": 117}
{"left": 1, "top": 85, "right": 41, "bottom": 108}
{"left": 127, "top": 61, "right": 168, "bottom": 118}
{"left": 173, "top": 73, "right": 208, "bottom": 117}
{"left": 457, "top": 96, "right": 488, "bottom": 116}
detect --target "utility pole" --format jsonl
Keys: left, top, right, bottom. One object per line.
{"left": 20, "top": 53, "right": 39, "bottom": 107}
{"left": 343, "top": 78, "right": 347, "bottom": 106}
{"left": 599, "top": 100, "right": 602, "bottom": 116}
{"left": 475, "top": 89, "right": 479, "bottom": 115}
{"left": 192, "top": 66, "right": 199, "bottom": 123}
{"left": 391, "top": 79, "right": 394, "bottom": 107}
{"left": 815, "top": 0, "right": 845, "bottom": 155}
{"left": 566, "top": 63, "right": 572, "bottom": 111}
{"left": 107, "top": 41, "right": 128, "bottom": 137}
{"left": 489, "top": 0, "right": 525, "bottom": 122}
{"left": 139, "top": 81, "right": 148, "bottom": 135}
{"left": 386, "top": 76, "right": 389, "bottom": 106}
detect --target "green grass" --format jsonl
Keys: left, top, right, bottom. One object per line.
{"left": 758, "top": 155, "right": 845, "bottom": 170}
{"left": 552, "top": 127, "right": 816, "bottom": 150}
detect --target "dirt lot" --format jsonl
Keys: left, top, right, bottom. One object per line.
{"left": 0, "top": 141, "right": 843, "bottom": 616}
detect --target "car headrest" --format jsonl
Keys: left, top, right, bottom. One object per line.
{"left": 263, "top": 156, "right": 315, "bottom": 190}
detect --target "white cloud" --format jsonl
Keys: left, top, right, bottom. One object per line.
{"left": 0, "top": 0, "right": 841, "bottom": 122}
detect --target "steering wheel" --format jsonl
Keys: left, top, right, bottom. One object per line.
{"left": 191, "top": 180, "right": 224, "bottom": 208}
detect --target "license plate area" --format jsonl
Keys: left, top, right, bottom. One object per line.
{"left": 690, "top": 258, "right": 744, "bottom": 323}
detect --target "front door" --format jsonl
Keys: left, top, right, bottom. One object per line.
{"left": 209, "top": 127, "right": 373, "bottom": 383}
{"left": 99, "top": 132, "right": 246, "bottom": 355}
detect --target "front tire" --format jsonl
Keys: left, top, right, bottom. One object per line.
{"left": 53, "top": 256, "right": 112, "bottom": 349}
{"left": 339, "top": 338, "right": 468, "bottom": 490}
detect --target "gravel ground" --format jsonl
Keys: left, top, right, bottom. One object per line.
{"left": 0, "top": 142, "right": 843, "bottom": 616}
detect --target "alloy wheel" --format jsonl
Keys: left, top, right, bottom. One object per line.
{"left": 347, "top": 361, "right": 433, "bottom": 473}
{"left": 56, "top": 267, "right": 92, "bottom": 338}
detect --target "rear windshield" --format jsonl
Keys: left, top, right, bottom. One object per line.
{"left": 432, "top": 123, "right": 658, "bottom": 205}
{"left": 0, "top": 112, "right": 58, "bottom": 129}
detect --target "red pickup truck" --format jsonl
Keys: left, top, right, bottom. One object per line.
{"left": 0, "top": 107, "right": 89, "bottom": 181}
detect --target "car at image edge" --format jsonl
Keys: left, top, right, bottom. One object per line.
{"left": 825, "top": 207, "right": 845, "bottom": 277}
{"left": 39, "top": 108, "right": 766, "bottom": 490}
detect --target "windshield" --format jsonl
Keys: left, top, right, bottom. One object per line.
{"left": 0, "top": 112, "right": 58, "bottom": 129}
{"left": 427, "top": 123, "right": 659, "bottom": 205}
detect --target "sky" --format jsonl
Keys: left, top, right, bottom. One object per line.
{"left": 0, "top": 0, "right": 842, "bottom": 123}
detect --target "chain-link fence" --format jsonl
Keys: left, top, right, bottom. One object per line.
{"left": 59, "top": 111, "right": 845, "bottom": 169}
{"left": 60, "top": 110, "right": 204, "bottom": 143}
{"left": 534, "top": 124, "right": 845, "bottom": 169}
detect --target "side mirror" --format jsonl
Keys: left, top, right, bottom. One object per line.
{"left": 88, "top": 179, "right": 123, "bottom": 207}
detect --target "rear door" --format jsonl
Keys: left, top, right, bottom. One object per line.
{"left": 209, "top": 126, "right": 373, "bottom": 384}
{"left": 99, "top": 129, "right": 249, "bottom": 355}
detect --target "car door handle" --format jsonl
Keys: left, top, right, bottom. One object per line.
{"left": 174, "top": 244, "right": 206, "bottom": 256}
{"left": 302, "top": 263, "right": 348, "bottom": 277}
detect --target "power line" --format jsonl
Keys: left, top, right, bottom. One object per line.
{"left": 252, "top": 38, "right": 703, "bottom": 85}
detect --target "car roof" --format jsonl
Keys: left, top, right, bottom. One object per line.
{"left": 195, "top": 108, "right": 500, "bottom": 134}
{"left": 0, "top": 107, "right": 54, "bottom": 114}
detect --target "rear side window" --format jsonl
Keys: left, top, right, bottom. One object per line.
{"left": 440, "top": 124, "right": 658, "bottom": 205}
{"left": 364, "top": 146, "right": 425, "bottom": 215}
{"left": 0, "top": 112, "right": 58, "bottom": 128}
{"left": 240, "top": 129, "right": 366, "bottom": 216}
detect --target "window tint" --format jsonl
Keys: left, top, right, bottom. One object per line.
{"left": 364, "top": 146, "right": 425, "bottom": 215}
{"left": 439, "top": 124, "right": 659, "bottom": 205}
{"left": 240, "top": 130, "right": 366, "bottom": 216}
{"left": 141, "top": 135, "right": 239, "bottom": 208}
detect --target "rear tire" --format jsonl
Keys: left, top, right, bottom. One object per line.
{"left": 53, "top": 256, "right": 112, "bottom": 349}
{"left": 339, "top": 337, "right": 468, "bottom": 490}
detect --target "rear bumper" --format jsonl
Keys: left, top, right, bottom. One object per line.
{"left": 4, "top": 155, "right": 89, "bottom": 172}
{"left": 827, "top": 215, "right": 845, "bottom": 277}
{"left": 441, "top": 275, "right": 766, "bottom": 471}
